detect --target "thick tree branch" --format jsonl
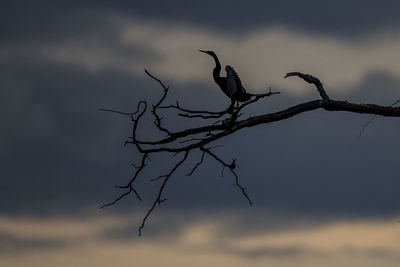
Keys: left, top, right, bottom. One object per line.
{"left": 101, "top": 69, "right": 400, "bottom": 235}
{"left": 358, "top": 99, "right": 400, "bottom": 138}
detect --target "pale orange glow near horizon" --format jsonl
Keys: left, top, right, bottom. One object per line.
{"left": 0, "top": 214, "right": 399, "bottom": 267}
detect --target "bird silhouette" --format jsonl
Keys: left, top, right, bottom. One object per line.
{"left": 199, "top": 50, "right": 270, "bottom": 107}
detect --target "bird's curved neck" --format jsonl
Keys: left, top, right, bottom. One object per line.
{"left": 210, "top": 54, "right": 222, "bottom": 83}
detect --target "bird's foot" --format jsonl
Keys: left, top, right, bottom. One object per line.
{"left": 227, "top": 105, "right": 235, "bottom": 115}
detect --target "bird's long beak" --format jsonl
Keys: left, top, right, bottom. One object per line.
{"left": 198, "top": 49, "right": 207, "bottom": 53}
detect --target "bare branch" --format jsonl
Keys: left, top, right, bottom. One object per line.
{"left": 179, "top": 136, "right": 207, "bottom": 144}
{"left": 359, "top": 115, "right": 377, "bottom": 139}
{"left": 139, "top": 151, "right": 189, "bottom": 236}
{"left": 358, "top": 98, "right": 400, "bottom": 138}
{"left": 177, "top": 112, "right": 227, "bottom": 119}
{"left": 100, "top": 153, "right": 147, "bottom": 208}
{"left": 160, "top": 101, "right": 228, "bottom": 117}
{"left": 285, "top": 72, "right": 330, "bottom": 100}
{"left": 201, "top": 147, "right": 252, "bottom": 206}
{"left": 145, "top": 69, "right": 169, "bottom": 91}
{"left": 186, "top": 150, "right": 206, "bottom": 176}
{"left": 145, "top": 69, "right": 172, "bottom": 135}
{"left": 150, "top": 174, "right": 168, "bottom": 182}
{"left": 102, "top": 70, "right": 400, "bottom": 235}
{"left": 100, "top": 188, "right": 134, "bottom": 209}
{"left": 98, "top": 108, "right": 133, "bottom": 116}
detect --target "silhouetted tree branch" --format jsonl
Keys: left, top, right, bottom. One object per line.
{"left": 100, "top": 69, "right": 400, "bottom": 235}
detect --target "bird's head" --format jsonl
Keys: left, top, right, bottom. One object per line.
{"left": 198, "top": 50, "right": 216, "bottom": 57}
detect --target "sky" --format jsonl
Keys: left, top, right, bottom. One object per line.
{"left": 1, "top": 1, "right": 400, "bottom": 266}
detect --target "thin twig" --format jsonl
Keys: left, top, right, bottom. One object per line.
{"left": 139, "top": 151, "right": 189, "bottom": 236}
{"left": 98, "top": 108, "right": 133, "bottom": 116}
{"left": 160, "top": 101, "right": 227, "bottom": 115}
{"left": 359, "top": 99, "right": 400, "bottom": 138}
{"left": 186, "top": 150, "right": 206, "bottom": 176}
{"left": 100, "top": 153, "right": 147, "bottom": 208}
{"left": 200, "top": 147, "right": 252, "bottom": 206}
{"left": 102, "top": 69, "right": 400, "bottom": 235}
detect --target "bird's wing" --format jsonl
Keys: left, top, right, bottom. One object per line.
{"left": 226, "top": 67, "right": 238, "bottom": 97}
{"left": 226, "top": 66, "right": 246, "bottom": 97}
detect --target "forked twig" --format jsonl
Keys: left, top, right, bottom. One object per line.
{"left": 101, "top": 69, "right": 400, "bottom": 235}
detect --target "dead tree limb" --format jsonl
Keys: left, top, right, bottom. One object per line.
{"left": 100, "top": 69, "right": 400, "bottom": 235}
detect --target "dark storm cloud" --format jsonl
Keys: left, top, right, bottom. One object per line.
{"left": 0, "top": 47, "right": 161, "bottom": 215}
{"left": 1, "top": 2, "right": 91, "bottom": 44}
{"left": 2, "top": 0, "right": 400, "bottom": 226}
{"left": 2, "top": 34, "right": 400, "bottom": 221}
{"left": 110, "top": 0, "right": 400, "bottom": 37}
{"left": 2, "top": 0, "right": 400, "bottom": 43}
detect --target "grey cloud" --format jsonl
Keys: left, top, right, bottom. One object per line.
{"left": 2, "top": 0, "right": 400, "bottom": 45}
{"left": 116, "top": 0, "right": 400, "bottom": 38}
{"left": 2, "top": 15, "right": 400, "bottom": 232}
{"left": 3, "top": 44, "right": 400, "bottom": 221}
{"left": 0, "top": 48, "right": 160, "bottom": 215}
{"left": 0, "top": 2, "right": 119, "bottom": 44}
{"left": 342, "top": 71, "right": 400, "bottom": 104}
{"left": 217, "top": 244, "right": 328, "bottom": 260}
{"left": 0, "top": 232, "right": 68, "bottom": 254}
{"left": 342, "top": 246, "right": 400, "bottom": 261}
{"left": 197, "top": 243, "right": 400, "bottom": 261}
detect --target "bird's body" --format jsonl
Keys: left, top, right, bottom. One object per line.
{"left": 199, "top": 50, "right": 267, "bottom": 105}
{"left": 225, "top": 65, "right": 251, "bottom": 102}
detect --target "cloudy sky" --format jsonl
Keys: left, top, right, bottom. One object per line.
{"left": 1, "top": 1, "right": 400, "bottom": 266}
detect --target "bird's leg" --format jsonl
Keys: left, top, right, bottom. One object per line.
{"left": 227, "top": 100, "right": 235, "bottom": 115}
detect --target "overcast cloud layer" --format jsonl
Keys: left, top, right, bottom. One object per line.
{"left": 1, "top": 1, "right": 400, "bottom": 266}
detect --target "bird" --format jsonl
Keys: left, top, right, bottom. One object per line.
{"left": 199, "top": 50, "right": 270, "bottom": 107}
